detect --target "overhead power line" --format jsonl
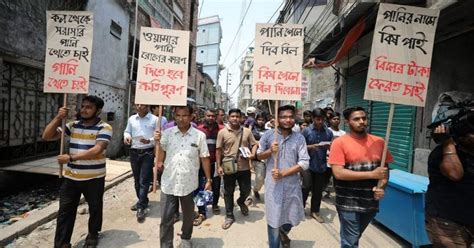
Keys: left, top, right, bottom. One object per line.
{"left": 229, "top": 0, "right": 308, "bottom": 98}
{"left": 225, "top": 0, "right": 285, "bottom": 69}
{"left": 198, "top": 0, "right": 204, "bottom": 19}
{"left": 221, "top": 0, "right": 253, "bottom": 65}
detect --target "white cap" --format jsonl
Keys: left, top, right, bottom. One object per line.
{"left": 246, "top": 106, "right": 257, "bottom": 114}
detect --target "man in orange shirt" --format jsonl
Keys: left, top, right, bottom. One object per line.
{"left": 328, "top": 106, "right": 392, "bottom": 248}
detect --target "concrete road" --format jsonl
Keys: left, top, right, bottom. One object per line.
{"left": 10, "top": 176, "right": 407, "bottom": 247}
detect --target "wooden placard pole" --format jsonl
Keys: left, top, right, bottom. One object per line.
{"left": 58, "top": 93, "right": 68, "bottom": 178}
{"left": 153, "top": 105, "right": 163, "bottom": 193}
{"left": 377, "top": 103, "right": 395, "bottom": 188}
{"left": 268, "top": 100, "right": 272, "bottom": 115}
{"left": 273, "top": 101, "right": 279, "bottom": 170}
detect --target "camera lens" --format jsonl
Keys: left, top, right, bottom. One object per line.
{"left": 452, "top": 111, "right": 474, "bottom": 137}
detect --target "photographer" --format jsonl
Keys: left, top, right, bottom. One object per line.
{"left": 425, "top": 112, "right": 474, "bottom": 247}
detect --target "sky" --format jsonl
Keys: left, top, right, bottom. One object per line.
{"left": 198, "top": 0, "right": 285, "bottom": 105}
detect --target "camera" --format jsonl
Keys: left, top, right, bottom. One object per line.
{"left": 428, "top": 107, "right": 474, "bottom": 143}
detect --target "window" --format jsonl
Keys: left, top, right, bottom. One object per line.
{"left": 200, "top": 50, "right": 204, "bottom": 53}
{"left": 110, "top": 20, "right": 122, "bottom": 39}
{"left": 246, "top": 75, "right": 250, "bottom": 80}
{"left": 188, "top": 46, "right": 193, "bottom": 76}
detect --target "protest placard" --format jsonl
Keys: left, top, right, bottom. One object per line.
{"left": 253, "top": 23, "right": 304, "bottom": 169}
{"left": 252, "top": 23, "right": 304, "bottom": 101}
{"left": 364, "top": 3, "right": 440, "bottom": 107}
{"left": 44, "top": 11, "right": 93, "bottom": 94}
{"left": 135, "top": 27, "right": 190, "bottom": 105}
{"left": 364, "top": 4, "right": 440, "bottom": 185}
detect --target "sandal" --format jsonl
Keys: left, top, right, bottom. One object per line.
{"left": 221, "top": 217, "right": 234, "bottom": 230}
{"left": 212, "top": 205, "right": 220, "bottom": 215}
{"left": 193, "top": 214, "right": 206, "bottom": 226}
{"left": 239, "top": 203, "right": 249, "bottom": 216}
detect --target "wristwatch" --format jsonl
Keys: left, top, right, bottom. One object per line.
{"left": 206, "top": 178, "right": 212, "bottom": 183}
{"left": 68, "top": 154, "right": 74, "bottom": 162}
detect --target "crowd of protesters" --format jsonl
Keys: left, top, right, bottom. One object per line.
{"left": 44, "top": 94, "right": 474, "bottom": 248}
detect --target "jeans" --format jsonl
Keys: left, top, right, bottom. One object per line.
{"left": 160, "top": 192, "right": 194, "bottom": 248}
{"left": 54, "top": 177, "right": 105, "bottom": 248}
{"left": 223, "top": 170, "right": 251, "bottom": 219}
{"left": 338, "top": 210, "right": 376, "bottom": 248}
{"left": 130, "top": 148, "right": 154, "bottom": 210}
{"left": 253, "top": 160, "right": 266, "bottom": 192}
{"left": 267, "top": 224, "right": 292, "bottom": 248}
{"left": 301, "top": 170, "right": 326, "bottom": 213}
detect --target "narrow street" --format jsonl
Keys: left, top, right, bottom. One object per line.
{"left": 8, "top": 173, "right": 407, "bottom": 247}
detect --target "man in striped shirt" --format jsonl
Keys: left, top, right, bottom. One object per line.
{"left": 42, "top": 95, "right": 112, "bottom": 248}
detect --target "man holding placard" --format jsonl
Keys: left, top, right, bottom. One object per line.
{"left": 257, "top": 105, "right": 309, "bottom": 247}
{"left": 42, "top": 95, "right": 112, "bottom": 248}
{"left": 329, "top": 106, "right": 391, "bottom": 247}
{"left": 156, "top": 105, "right": 212, "bottom": 248}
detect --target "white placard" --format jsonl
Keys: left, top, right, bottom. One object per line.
{"left": 364, "top": 3, "right": 440, "bottom": 107}
{"left": 135, "top": 27, "right": 190, "bottom": 105}
{"left": 252, "top": 23, "right": 304, "bottom": 101}
{"left": 44, "top": 11, "right": 93, "bottom": 94}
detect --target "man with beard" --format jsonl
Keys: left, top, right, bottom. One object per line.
{"left": 216, "top": 108, "right": 258, "bottom": 230}
{"left": 257, "top": 105, "right": 310, "bottom": 248}
{"left": 124, "top": 104, "right": 158, "bottom": 223}
{"left": 156, "top": 105, "right": 212, "bottom": 248}
{"left": 328, "top": 106, "right": 392, "bottom": 247}
{"left": 42, "top": 95, "right": 112, "bottom": 248}
{"left": 193, "top": 109, "right": 225, "bottom": 226}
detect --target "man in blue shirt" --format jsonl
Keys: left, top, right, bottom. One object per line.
{"left": 301, "top": 108, "right": 333, "bottom": 223}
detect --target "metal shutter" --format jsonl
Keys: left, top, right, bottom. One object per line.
{"left": 344, "top": 71, "right": 416, "bottom": 172}
{"left": 369, "top": 102, "right": 416, "bottom": 172}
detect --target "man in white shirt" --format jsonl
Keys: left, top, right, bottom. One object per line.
{"left": 156, "top": 105, "right": 212, "bottom": 248}
{"left": 325, "top": 111, "right": 346, "bottom": 198}
{"left": 328, "top": 112, "right": 346, "bottom": 138}
{"left": 124, "top": 104, "right": 157, "bottom": 223}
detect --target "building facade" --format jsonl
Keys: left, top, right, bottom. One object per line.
{"left": 196, "top": 15, "right": 222, "bottom": 87}
{"left": 131, "top": 0, "right": 199, "bottom": 116}
{"left": 0, "top": 0, "right": 202, "bottom": 165}
{"left": 196, "top": 63, "right": 218, "bottom": 109}
{"left": 286, "top": 0, "right": 474, "bottom": 175}
{"left": 276, "top": 0, "right": 335, "bottom": 113}
{"left": 0, "top": 0, "right": 130, "bottom": 164}
{"left": 238, "top": 47, "right": 254, "bottom": 111}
